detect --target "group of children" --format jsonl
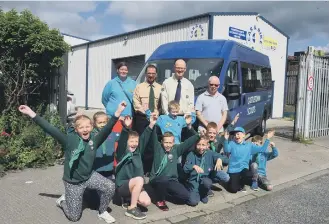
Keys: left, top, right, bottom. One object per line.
{"left": 18, "top": 100, "right": 278, "bottom": 223}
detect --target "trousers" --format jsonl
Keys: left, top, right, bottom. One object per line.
{"left": 60, "top": 172, "right": 115, "bottom": 222}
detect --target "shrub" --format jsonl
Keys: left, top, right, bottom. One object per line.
{"left": 0, "top": 105, "right": 64, "bottom": 171}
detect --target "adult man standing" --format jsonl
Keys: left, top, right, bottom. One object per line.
{"left": 161, "top": 59, "right": 194, "bottom": 115}
{"left": 195, "top": 76, "right": 228, "bottom": 133}
{"left": 133, "top": 64, "right": 162, "bottom": 174}
{"left": 133, "top": 64, "right": 162, "bottom": 135}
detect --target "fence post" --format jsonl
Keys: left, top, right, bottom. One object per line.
{"left": 294, "top": 56, "right": 304, "bottom": 138}
{"left": 292, "top": 62, "right": 300, "bottom": 140}
{"left": 303, "top": 46, "right": 314, "bottom": 139}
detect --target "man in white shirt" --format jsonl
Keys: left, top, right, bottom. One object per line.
{"left": 195, "top": 76, "right": 228, "bottom": 133}
{"left": 161, "top": 59, "right": 194, "bottom": 115}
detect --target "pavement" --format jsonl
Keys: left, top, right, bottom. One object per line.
{"left": 267, "top": 118, "right": 294, "bottom": 138}
{"left": 1, "top": 119, "right": 329, "bottom": 224}
{"left": 178, "top": 172, "right": 329, "bottom": 224}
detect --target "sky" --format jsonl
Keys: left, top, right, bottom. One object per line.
{"left": 1, "top": 1, "right": 329, "bottom": 55}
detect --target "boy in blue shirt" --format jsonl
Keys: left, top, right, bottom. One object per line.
{"left": 146, "top": 100, "right": 196, "bottom": 144}
{"left": 183, "top": 135, "right": 230, "bottom": 206}
{"left": 251, "top": 135, "right": 279, "bottom": 191}
{"left": 223, "top": 127, "right": 275, "bottom": 193}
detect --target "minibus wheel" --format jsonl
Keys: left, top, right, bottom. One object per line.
{"left": 255, "top": 114, "right": 267, "bottom": 136}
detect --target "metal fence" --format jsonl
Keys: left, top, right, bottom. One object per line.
{"left": 294, "top": 46, "right": 329, "bottom": 139}
{"left": 285, "top": 72, "right": 298, "bottom": 105}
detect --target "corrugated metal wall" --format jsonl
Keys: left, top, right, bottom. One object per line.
{"left": 67, "top": 45, "right": 87, "bottom": 107}
{"left": 70, "top": 16, "right": 209, "bottom": 108}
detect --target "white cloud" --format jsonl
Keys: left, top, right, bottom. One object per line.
{"left": 89, "top": 34, "right": 111, "bottom": 41}
{"left": 107, "top": 1, "right": 329, "bottom": 41}
{"left": 1, "top": 1, "right": 100, "bottom": 40}
{"left": 122, "top": 24, "right": 140, "bottom": 32}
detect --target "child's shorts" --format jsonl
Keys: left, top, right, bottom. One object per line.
{"left": 258, "top": 175, "right": 271, "bottom": 186}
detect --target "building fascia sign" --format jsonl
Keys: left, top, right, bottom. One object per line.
{"left": 228, "top": 24, "right": 278, "bottom": 52}
{"left": 188, "top": 24, "right": 205, "bottom": 40}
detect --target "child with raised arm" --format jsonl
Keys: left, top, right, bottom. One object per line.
{"left": 148, "top": 123, "right": 200, "bottom": 211}
{"left": 223, "top": 127, "right": 274, "bottom": 193}
{"left": 114, "top": 114, "right": 157, "bottom": 220}
{"left": 18, "top": 102, "right": 127, "bottom": 224}
{"left": 92, "top": 111, "right": 116, "bottom": 179}
{"left": 183, "top": 135, "right": 230, "bottom": 206}
{"left": 145, "top": 100, "right": 196, "bottom": 144}
{"left": 251, "top": 135, "right": 279, "bottom": 191}
{"left": 205, "top": 113, "right": 240, "bottom": 166}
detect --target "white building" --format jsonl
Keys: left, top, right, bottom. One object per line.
{"left": 67, "top": 12, "right": 289, "bottom": 118}
{"left": 62, "top": 33, "right": 90, "bottom": 46}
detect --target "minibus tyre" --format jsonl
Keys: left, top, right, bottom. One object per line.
{"left": 255, "top": 115, "right": 266, "bottom": 137}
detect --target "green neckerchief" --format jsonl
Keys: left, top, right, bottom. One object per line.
{"left": 69, "top": 137, "right": 86, "bottom": 169}
{"left": 116, "top": 151, "right": 133, "bottom": 170}
{"left": 95, "top": 127, "right": 107, "bottom": 154}
{"left": 197, "top": 151, "right": 207, "bottom": 182}
{"left": 155, "top": 152, "right": 168, "bottom": 176}
{"left": 209, "top": 141, "right": 216, "bottom": 152}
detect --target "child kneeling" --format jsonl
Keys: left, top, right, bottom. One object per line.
{"left": 223, "top": 127, "right": 275, "bottom": 193}
{"left": 18, "top": 102, "right": 127, "bottom": 223}
{"left": 184, "top": 135, "right": 230, "bottom": 206}
{"left": 148, "top": 124, "right": 200, "bottom": 211}
{"left": 115, "top": 115, "right": 157, "bottom": 220}
{"left": 251, "top": 135, "right": 279, "bottom": 191}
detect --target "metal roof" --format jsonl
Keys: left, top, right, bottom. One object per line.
{"left": 71, "top": 12, "right": 289, "bottom": 48}
{"left": 61, "top": 33, "right": 91, "bottom": 42}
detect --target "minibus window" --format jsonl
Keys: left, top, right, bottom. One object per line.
{"left": 136, "top": 58, "right": 224, "bottom": 96}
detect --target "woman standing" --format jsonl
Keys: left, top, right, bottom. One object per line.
{"left": 101, "top": 62, "right": 136, "bottom": 170}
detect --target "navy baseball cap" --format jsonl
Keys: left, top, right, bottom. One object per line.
{"left": 229, "top": 127, "right": 246, "bottom": 135}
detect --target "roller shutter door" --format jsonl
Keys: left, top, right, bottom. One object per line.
{"left": 112, "top": 55, "right": 145, "bottom": 80}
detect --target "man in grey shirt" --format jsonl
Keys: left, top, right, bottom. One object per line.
{"left": 195, "top": 76, "right": 228, "bottom": 133}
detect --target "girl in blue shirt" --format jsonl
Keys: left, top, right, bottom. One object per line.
{"left": 101, "top": 62, "right": 137, "bottom": 168}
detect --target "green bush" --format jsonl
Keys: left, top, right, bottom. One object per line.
{"left": 0, "top": 105, "right": 64, "bottom": 171}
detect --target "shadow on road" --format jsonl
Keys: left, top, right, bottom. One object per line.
{"left": 39, "top": 193, "right": 62, "bottom": 198}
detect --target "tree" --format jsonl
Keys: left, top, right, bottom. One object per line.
{"left": 0, "top": 9, "right": 70, "bottom": 114}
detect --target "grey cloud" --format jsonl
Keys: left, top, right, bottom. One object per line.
{"left": 0, "top": 1, "right": 99, "bottom": 39}
{"left": 107, "top": 1, "right": 329, "bottom": 41}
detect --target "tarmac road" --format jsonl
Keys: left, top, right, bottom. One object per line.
{"left": 178, "top": 173, "right": 329, "bottom": 224}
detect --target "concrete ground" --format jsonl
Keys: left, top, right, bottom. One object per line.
{"left": 1, "top": 135, "right": 329, "bottom": 224}
{"left": 267, "top": 118, "right": 294, "bottom": 138}
{"left": 179, "top": 172, "right": 329, "bottom": 224}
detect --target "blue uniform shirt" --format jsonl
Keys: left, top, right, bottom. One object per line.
{"left": 224, "top": 139, "right": 270, "bottom": 174}
{"left": 146, "top": 111, "right": 196, "bottom": 144}
{"left": 102, "top": 76, "right": 136, "bottom": 117}
{"left": 252, "top": 147, "right": 279, "bottom": 176}
{"left": 183, "top": 150, "right": 223, "bottom": 192}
